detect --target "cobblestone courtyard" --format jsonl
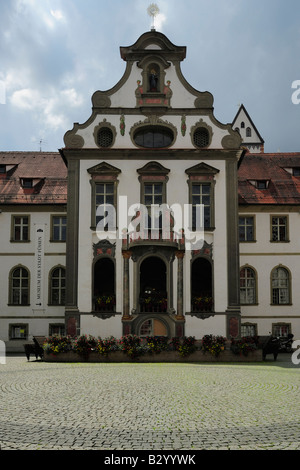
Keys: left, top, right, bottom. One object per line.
{"left": 0, "top": 355, "right": 299, "bottom": 450}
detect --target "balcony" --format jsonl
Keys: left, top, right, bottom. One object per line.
{"left": 123, "top": 229, "right": 184, "bottom": 250}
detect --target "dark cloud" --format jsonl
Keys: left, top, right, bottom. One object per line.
{"left": 0, "top": 0, "right": 299, "bottom": 152}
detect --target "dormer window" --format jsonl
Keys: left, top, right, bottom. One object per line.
{"left": 256, "top": 180, "right": 268, "bottom": 189}
{"left": 293, "top": 168, "right": 300, "bottom": 176}
{"left": 249, "top": 180, "right": 270, "bottom": 189}
{"left": 21, "top": 178, "right": 33, "bottom": 188}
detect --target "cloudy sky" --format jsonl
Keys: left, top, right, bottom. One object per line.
{"left": 0, "top": 0, "right": 300, "bottom": 153}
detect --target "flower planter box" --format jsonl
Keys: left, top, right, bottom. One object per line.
{"left": 43, "top": 348, "right": 263, "bottom": 363}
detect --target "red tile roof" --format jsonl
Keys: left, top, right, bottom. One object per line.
{"left": 238, "top": 153, "right": 300, "bottom": 205}
{"left": 0, "top": 152, "right": 67, "bottom": 204}
{"left": 1, "top": 151, "right": 300, "bottom": 207}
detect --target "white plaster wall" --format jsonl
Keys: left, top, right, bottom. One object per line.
{"left": 0, "top": 210, "right": 66, "bottom": 349}
{"left": 78, "top": 158, "right": 228, "bottom": 320}
{"left": 240, "top": 211, "right": 300, "bottom": 340}
{"left": 77, "top": 113, "right": 230, "bottom": 150}
{"left": 185, "top": 315, "right": 227, "bottom": 338}
{"left": 80, "top": 315, "right": 122, "bottom": 339}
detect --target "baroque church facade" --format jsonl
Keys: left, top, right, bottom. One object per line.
{"left": 1, "top": 30, "right": 299, "bottom": 351}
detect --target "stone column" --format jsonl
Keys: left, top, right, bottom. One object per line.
{"left": 176, "top": 251, "right": 185, "bottom": 320}
{"left": 122, "top": 250, "right": 131, "bottom": 320}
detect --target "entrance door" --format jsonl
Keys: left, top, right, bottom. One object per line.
{"left": 139, "top": 256, "right": 167, "bottom": 312}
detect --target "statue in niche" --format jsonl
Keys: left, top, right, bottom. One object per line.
{"left": 149, "top": 68, "right": 159, "bottom": 92}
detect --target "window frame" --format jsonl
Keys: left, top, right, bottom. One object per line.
{"left": 239, "top": 215, "right": 256, "bottom": 242}
{"left": 241, "top": 323, "right": 257, "bottom": 337}
{"left": 186, "top": 163, "right": 219, "bottom": 232}
{"left": 272, "top": 322, "right": 291, "bottom": 338}
{"left": 11, "top": 215, "right": 30, "bottom": 242}
{"left": 270, "top": 266, "right": 291, "bottom": 306}
{"left": 240, "top": 266, "right": 257, "bottom": 305}
{"left": 49, "top": 323, "right": 66, "bottom": 336}
{"left": 9, "top": 266, "right": 30, "bottom": 306}
{"left": 49, "top": 266, "right": 66, "bottom": 306}
{"left": 270, "top": 215, "right": 289, "bottom": 242}
{"left": 9, "top": 323, "right": 28, "bottom": 340}
{"left": 88, "top": 163, "right": 121, "bottom": 231}
{"left": 50, "top": 215, "right": 67, "bottom": 242}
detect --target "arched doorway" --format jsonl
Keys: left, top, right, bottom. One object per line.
{"left": 191, "top": 257, "right": 213, "bottom": 312}
{"left": 93, "top": 258, "right": 115, "bottom": 312}
{"left": 139, "top": 318, "right": 168, "bottom": 336}
{"left": 139, "top": 256, "right": 167, "bottom": 312}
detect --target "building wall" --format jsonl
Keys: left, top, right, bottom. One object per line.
{"left": 240, "top": 207, "right": 300, "bottom": 339}
{"left": 0, "top": 207, "right": 66, "bottom": 351}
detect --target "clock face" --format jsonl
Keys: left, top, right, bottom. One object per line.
{"left": 147, "top": 3, "right": 160, "bottom": 18}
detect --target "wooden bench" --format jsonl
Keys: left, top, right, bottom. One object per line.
{"left": 24, "top": 336, "right": 46, "bottom": 361}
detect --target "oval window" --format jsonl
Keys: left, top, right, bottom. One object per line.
{"left": 193, "top": 127, "right": 210, "bottom": 148}
{"left": 134, "top": 127, "right": 174, "bottom": 148}
{"left": 97, "top": 127, "right": 114, "bottom": 148}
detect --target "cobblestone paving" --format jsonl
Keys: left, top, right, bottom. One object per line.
{"left": 0, "top": 355, "right": 299, "bottom": 450}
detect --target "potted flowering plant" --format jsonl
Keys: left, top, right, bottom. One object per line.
{"left": 94, "top": 293, "right": 116, "bottom": 312}
{"left": 192, "top": 296, "right": 213, "bottom": 312}
{"left": 201, "top": 334, "right": 226, "bottom": 357}
{"left": 230, "top": 336, "right": 258, "bottom": 356}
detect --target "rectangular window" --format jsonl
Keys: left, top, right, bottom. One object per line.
{"left": 239, "top": 216, "right": 255, "bottom": 242}
{"left": 12, "top": 216, "right": 29, "bottom": 241}
{"left": 272, "top": 324, "right": 290, "bottom": 337}
{"left": 144, "top": 183, "right": 163, "bottom": 230}
{"left": 0, "top": 164, "right": 6, "bottom": 174}
{"left": 95, "top": 183, "right": 115, "bottom": 228}
{"left": 241, "top": 324, "right": 257, "bottom": 337}
{"left": 271, "top": 216, "right": 288, "bottom": 242}
{"left": 9, "top": 324, "right": 28, "bottom": 340}
{"left": 52, "top": 216, "right": 67, "bottom": 241}
{"left": 21, "top": 178, "right": 33, "bottom": 188}
{"left": 192, "top": 184, "right": 211, "bottom": 229}
{"left": 49, "top": 324, "right": 65, "bottom": 336}
{"left": 292, "top": 168, "right": 300, "bottom": 176}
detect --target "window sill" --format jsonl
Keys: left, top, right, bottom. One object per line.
{"left": 270, "top": 303, "right": 293, "bottom": 306}
{"left": 10, "top": 240, "right": 31, "bottom": 243}
{"left": 49, "top": 240, "right": 66, "bottom": 243}
{"left": 240, "top": 303, "right": 259, "bottom": 306}
{"left": 9, "top": 337, "right": 28, "bottom": 341}
{"left": 270, "top": 240, "right": 290, "bottom": 243}
{"left": 7, "top": 304, "right": 30, "bottom": 307}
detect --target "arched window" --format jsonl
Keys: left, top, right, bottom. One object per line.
{"left": 246, "top": 127, "right": 252, "bottom": 137}
{"left": 241, "top": 122, "right": 245, "bottom": 128}
{"left": 10, "top": 266, "right": 30, "bottom": 305}
{"left": 271, "top": 267, "right": 290, "bottom": 305}
{"left": 93, "top": 258, "right": 115, "bottom": 312}
{"left": 50, "top": 267, "right": 66, "bottom": 305}
{"left": 134, "top": 126, "right": 174, "bottom": 148}
{"left": 191, "top": 258, "right": 213, "bottom": 312}
{"left": 240, "top": 267, "right": 256, "bottom": 304}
